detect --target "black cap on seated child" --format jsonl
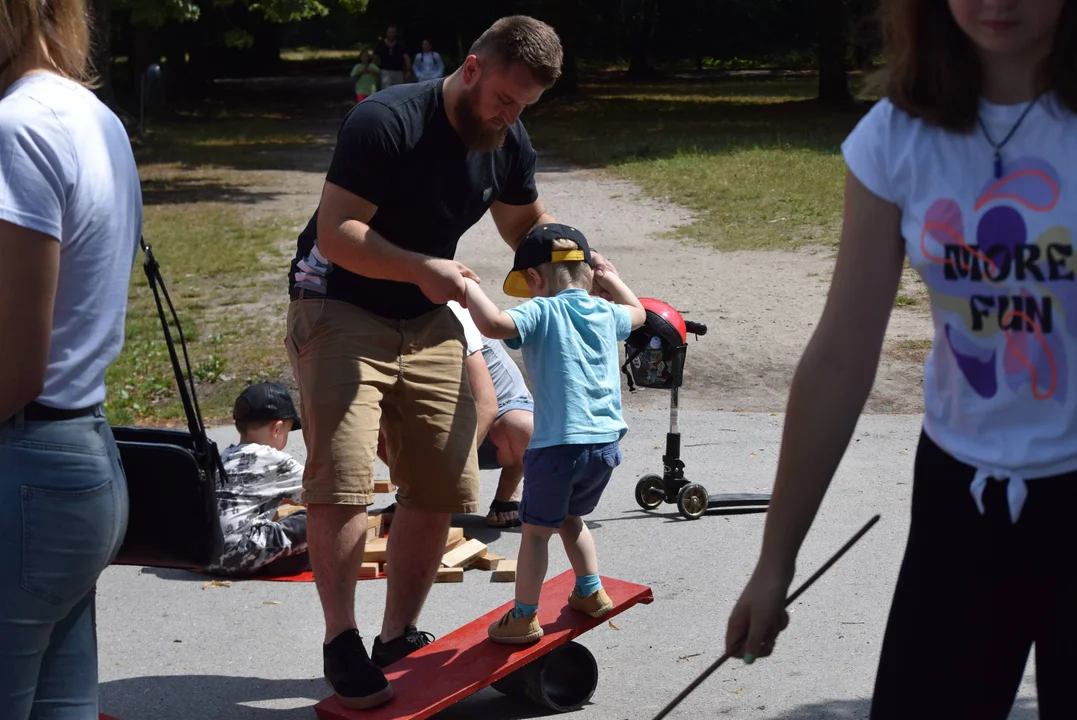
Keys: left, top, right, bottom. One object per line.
{"left": 233, "top": 381, "right": 302, "bottom": 431}
{"left": 503, "top": 223, "right": 594, "bottom": 298}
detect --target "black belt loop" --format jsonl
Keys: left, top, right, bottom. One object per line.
{"left": 22, "top": 402, "right": 97, "bottom": 422}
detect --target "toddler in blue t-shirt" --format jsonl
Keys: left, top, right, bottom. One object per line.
{"left": 462, "top": 223, "right": 646, "bottom": 644}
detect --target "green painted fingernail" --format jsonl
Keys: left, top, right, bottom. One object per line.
{"left": 743, "top": 653, "right": 755, "bottom": 665}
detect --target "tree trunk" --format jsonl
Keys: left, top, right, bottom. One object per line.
{"left": 546, "top": 0, "right": 580, "bottom": 98}
{"left": 625, "top": 0, "right": 659, "bottom": 80}
{"left": 817, "top": 0, "right": 851, "bottom": 104}
{"left": 252, "top": 17, "right": 281, "bottom": 70}
{"left": 89, "top": 0, "right": 114, "bottom": 106}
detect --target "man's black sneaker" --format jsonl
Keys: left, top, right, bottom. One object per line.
{"left": 323, "top": 629, "right": 394, "bottom": 709}
{"left": 371, "top": 626, "right": 435, "bottom": 668}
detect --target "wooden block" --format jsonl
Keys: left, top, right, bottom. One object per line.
{"left": 365, "top": 510, "right": 384, "bottom": 540}
{"left": 440, "top": 538, "right": 487, "bottom": 568}
{"left": 435, "top": 567, "right": 464, "bottom": 583}
{"left": 374, "top": 480, "right": 396, "bottom": 494}
{"left": 444, "top": 527, "right": 464, "bottom": 552}
{"left": 364, "top": 537, "right": 388, "bottom": 564}
{"left": 359, "top": 562, "right": 380, "bottom": 578}
{"left": 491, "top": 560, "right": 517, "bottom": 582}
{"left": 272, "top": 502, "right": 305, "bottom": 522}
{"left": 474, "top": 553, "right": 504, "bottom": 571}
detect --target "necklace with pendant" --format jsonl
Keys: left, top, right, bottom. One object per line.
{"left": 977, "top": 95, "right": 1042, "bottom": 180}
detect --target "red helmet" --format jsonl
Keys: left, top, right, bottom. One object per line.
{"left": 639, "top": 298, "right": 687, "bottom": 345}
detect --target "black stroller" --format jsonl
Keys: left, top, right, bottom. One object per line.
{"left": 622, "top": 298, "right": 771, "bottom": 520}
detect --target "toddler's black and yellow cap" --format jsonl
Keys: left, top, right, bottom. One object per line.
{"left": 503, "top": 223, "right": 593, "bottom": 298}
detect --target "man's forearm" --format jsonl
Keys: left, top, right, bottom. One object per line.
{"left": 503, "top": 210, "right": 556, "bottom": 251}
{"left": 319, "top": 217, "right": 427, "bottom": 284}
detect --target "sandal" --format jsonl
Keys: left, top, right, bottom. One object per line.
{"left": 486, "top": 499, "right": 522, "bottom": 528}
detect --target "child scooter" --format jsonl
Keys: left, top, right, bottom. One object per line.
{"left": 623, "top": 299, "right": 771, "bottom": 520}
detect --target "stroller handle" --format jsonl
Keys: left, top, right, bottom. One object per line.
{"left": 684, "top": 320, "right": 707, "bottom": 337}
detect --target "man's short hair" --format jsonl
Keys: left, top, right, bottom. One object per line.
{"left": 469, "top": 15, "right": 563, "bottom": 86}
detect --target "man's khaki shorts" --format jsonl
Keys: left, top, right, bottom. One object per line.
{"left": 285, "top": 297, "right": 479, "bottom": 513}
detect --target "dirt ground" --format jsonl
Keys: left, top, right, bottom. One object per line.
{"left": 452, "top": 156, "right": 933, "bottom": 415}
{"left": 226, "top": 130, "right": 932, "bottom": 416}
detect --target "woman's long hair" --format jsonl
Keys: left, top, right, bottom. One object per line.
{"left": 867, "top": 0, "right": 1077, "bottom": 132}
{"left": 0, "top": 0, "right": 95, "bottom": 84}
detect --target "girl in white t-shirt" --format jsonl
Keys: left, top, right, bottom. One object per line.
{"left": 0, "top": 0, "right": 142, "bottom": 714}
{"left": 725, "top": 1, "right": 1076, "bottom": 717}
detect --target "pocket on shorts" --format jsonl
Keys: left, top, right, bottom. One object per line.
{"left": 524, "top": 445, "right": 577, "bottom": 478}
{"left": 598, "top": 443, "right": 623, "bottom": 469}
{"left": 287, "top": 299, "right": 328, "bottom": 355}
{"left": 21, "top": 478, "right": 118, "bottom": 605}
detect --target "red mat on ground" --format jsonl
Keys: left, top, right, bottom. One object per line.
{"left": 100, "top": 715, "right": 119, "bottom": 720}
{"left": 314, "top": 570, "right": 654, "bottom": 720}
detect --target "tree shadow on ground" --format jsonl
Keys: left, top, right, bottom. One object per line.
{"left": 523, "top": 68, "right": 875, "bottom": 168}
{"left": 99, "top": 676, "right": 1042, "bottom": 719}
{"left": 764, "top": 697, "right": 1038, "bottom": 719}
{"left": 526, "top": 95, "right": 870, "bottom": 169}
{"left": 140, "top": 178, "right": 285, "bottom": 206}
{"left": 100, "top": 673, "right": 575, "bottom": 720}
{"left": 100, "top": 675, "right": 324, "bottom": 720}
{"left": 134, "top": 69, "right": 873, "bottom": 179}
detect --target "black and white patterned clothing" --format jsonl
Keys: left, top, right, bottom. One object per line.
{"left": 206, "top": 443, "right": 307, "bottom": 575}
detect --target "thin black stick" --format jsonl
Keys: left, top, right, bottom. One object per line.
{"left": 651, "top": 514, "right": 881, "bottom": 720}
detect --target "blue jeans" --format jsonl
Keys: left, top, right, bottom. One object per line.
{"left": 520, "top": 441, "right": 622, "bottom": 528}
{"left": 0, "top": 407, "right": 129, "bottom": 720}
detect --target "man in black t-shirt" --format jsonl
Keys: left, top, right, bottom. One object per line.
{"left": 285, "top": 15, "right": 617, "bottom": 711}
{"left": 372, "top": 25, "right": 410, "bottom": 88}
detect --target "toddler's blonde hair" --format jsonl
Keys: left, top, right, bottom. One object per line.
{"left": 537, "top": 238, "right": 593, "bottom": 292}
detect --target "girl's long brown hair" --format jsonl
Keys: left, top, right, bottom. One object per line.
{"left": 868, "top": 0, "right": 1077, "bottom": 132}
{"left": 0, "top": 0, "right": 95, "bottom": 85}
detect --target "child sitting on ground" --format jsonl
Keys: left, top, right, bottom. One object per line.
{"left": 462, "top": 223, "right": 646, "bottom": 644}
{"left": 205, "top": 381, "right": 310, "bottom": 577}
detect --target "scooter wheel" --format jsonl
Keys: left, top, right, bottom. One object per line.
{"left": 677, "top": 483, "right": 709, "bottom": 520}
{"left": 634, "top": 474, "right": 665, "bottom": 510}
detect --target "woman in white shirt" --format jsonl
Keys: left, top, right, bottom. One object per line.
{"left": 0, "top": 0, "right": 142, "bottom": 715}
{"left": 412, "top": 39, "right": 445, "bottom": 82}
{"left": 724, "top": 1, "right": 1077, "bottom": 718}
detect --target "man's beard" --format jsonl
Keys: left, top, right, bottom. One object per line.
{"left": 454, "top": 85, "right": 509, "bottom": 152}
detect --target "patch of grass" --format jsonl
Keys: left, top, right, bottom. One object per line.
{"left": 135, "top": 117, "right": 331, "bottom": 175}
{"left": 890, "top": 338, "right": 934, "bottom": 364}
{"left": 527, "top": 73, "right": 877, "bottom": 251}
{"left": 894, "top": 295, "right": 920, "bottom": 308}
{"left": 281, "top": 47, "right": 366, "bottom": 62}
{"left": 106, "top": 201, "right": 297, "bottom": 426}
{"left": 146, "top": 118, "right": 321, "bottom": 148}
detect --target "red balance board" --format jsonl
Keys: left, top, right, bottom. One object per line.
{"left": 314, "top": 570, "right": 654, "bottom": 720}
